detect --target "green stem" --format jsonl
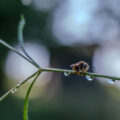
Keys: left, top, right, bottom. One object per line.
{"left": 0, "top": 39, "right": 38, "bottom": 68}
{"left": 0, "top": 70, "right": 41, "bottom": 101}
{"left": 18, "top": 15, "right": 40, "bottom": 69}
{"left": 1, "top": 67, "right": 120, "bottom": 102}
{"left": 1, "top": 37, "right": 118, "bottom": 81}
{"left": 23, "top": 72, "right": 41, "bottom": 120}
{"left": 41, "top": 67, "right": 120, "bottom": 80}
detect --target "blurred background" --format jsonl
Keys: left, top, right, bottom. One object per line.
{"left": 1, "top": 0, "right": 120, "bottom": 120}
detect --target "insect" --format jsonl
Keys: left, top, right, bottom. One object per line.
{"left": 70, "top": 61, "right": 89, "bottom": 73}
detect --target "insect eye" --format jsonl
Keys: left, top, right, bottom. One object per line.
{"left": 83, "top": 64, "right": 87, "bottom": 69}
{"left": 74, "top": 66, "right": 80, "bottom": 72}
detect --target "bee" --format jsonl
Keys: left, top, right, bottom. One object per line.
{"left": 70, "top": 61, "right": 89, "bottom": 73}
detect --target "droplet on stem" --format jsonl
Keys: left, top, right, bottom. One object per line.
{"left": 16, "top": 83, "right": 20, "bottom": 87}
{"left": 108, "top": 79, "right": 115, "bottom": 84}
{"left": 64, "top": 72, "right": 71, "bottom": 77}
{"left": 11, "top": 88, "right": 18, "bottom": 94}
{"left": 86, "top": 75, "right": 93, "bottom": 81}
{"left": 14, "top": 88, "right": 18, "bottom": 92}
{"left": 11, "top": 90, "right": 15, "bottom": 94}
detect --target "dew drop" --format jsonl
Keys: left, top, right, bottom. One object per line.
{"left": 64, "top": 72, "right": 70, "bottom": 77}
{"left": 108, "top": 79, "right": 115, "bottom": 84}
{"left": 11, "top": 88, "right": 18, "bottom": 94}
{"left": 11, "top": 90, "right": 15, "bottom": 94}
{"left": 17, "top": 83, "right": 20, "bottom": 87}
{"left": 14, "top": 88, "right": 18, "bottom": 92}
{"left": 86, "top": 75, "right": 93, "bottom": 81}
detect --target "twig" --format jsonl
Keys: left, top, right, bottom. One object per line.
{"left": 0, "top": 37, "right": 120, "bottom": 101}
{"left": 40, "top": 68, "right": 120, "bottom": 80}
{"left": 18, "top": 15, "right": 40, "bottom": 68}
{"left": 0, "top": 69, "right": 41, "bottom": 101}
{"left": 0, "top": 39, "right": 39, "bottom": 68}
{"left": 23, "top": 72, "right": 41, "bottom": 120}
{"left": 1, "top": 67, "right": 120, "bottom": 102}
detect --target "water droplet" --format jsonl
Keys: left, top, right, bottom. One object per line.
{"left": 86, "top": 75, "right": 93, "bottom": 81}
{"left": 17, "top": 83, "right": 20, "bottom": 87}
{"left": 11, "top": 88, "right": 18, "bottom": 94}
{"left": 14, "top": 88, "right": 18, "bottom": 92}
{"left": 64, "top": 72, "right": 70, "bottom": 77}
{"left": 108, "top": 79, "right": 115, "bottom": 84}
{"left": 11, "top": 90, "right": 15, "bottom": 94}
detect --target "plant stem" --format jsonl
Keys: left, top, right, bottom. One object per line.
{"left": 0, "top": 70, "right": 41, "bottom": 102}
{"left": 2, "top": 37, "right": 118, "bottom": 81}
{"left": 0, "top": 39, "right": 39, "bottom": 68}
{"left": 18, "top": 15, "right": 40, "bottom": 69}
{"left": 41, "top": 67, "right": 120, "bottom": 80}
{"left": 1, "top": 67, "right": 120, "bottom": 102}
{"left": 23, "top": 72, "right": 41, "bottom": 120}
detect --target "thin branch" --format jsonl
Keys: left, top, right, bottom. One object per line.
{"left": 0, "top": 39, "right": 38, "bottom": 68}
{"left": 0, "top": 69, "right": 41, "bottom": 101}
{"left": 0, "top": 66, "right": 120, "bottom": 102}
{"left": 23, "top": 72, "right": 41, "bottom": 120}
{"left": 0, "top": 38, "right": 119, "bottom": 81}
{"left": 0, "top": 38, "right": 120, "bottom": 102}
{"left": 41, "top": 68, "right": 120, "bottom": 80}
{"left": 18, "top": 15, "right": 40, "bottom": 68}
